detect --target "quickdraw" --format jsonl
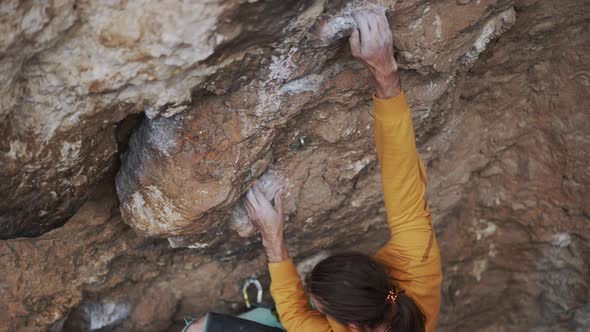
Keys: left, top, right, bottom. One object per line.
{"left": 242, "top": 277, "right": 263, "bottom": 309}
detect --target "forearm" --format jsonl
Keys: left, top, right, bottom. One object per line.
{"left": 262, "top": 236, "right": 290, "bottom": 263}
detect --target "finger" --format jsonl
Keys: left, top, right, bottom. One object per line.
{"left": 349, "top": 28, "right": 361, "bottom": 57}
{"left": 378, "top": 10, "right": 392, "bottom": 38}
{"left": 366, "top": 8, "right": 386, "bottom": 39}
{"left": 253, "top": 184, "right": 271, "bottom": 207}
{"left": 243, "top": 198, "right": 254, "bottom": 217}
{"left": 274, "top": 189, "right": 284, "bottom": 218}
{"left": 365, "top": 10, "right": 377, "bottom": 32}
{"left": 246, "top": 188, "right": 260, "bottom": 208}
{"left": 242, "top": 198, "right": 255, "bottom": 220}
{"left": 374, "top": 9, "right": 388, "bottom": 34}
{"left": 352, "top": 10, "right": 370, "bottom": 41}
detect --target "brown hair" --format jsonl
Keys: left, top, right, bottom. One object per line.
{"left": 308, "top": 252, "right": 425, "bottom": 332}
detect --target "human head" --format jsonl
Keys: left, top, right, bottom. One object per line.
{"left": 308, "top": 252, "right": 425, "bottom": 332}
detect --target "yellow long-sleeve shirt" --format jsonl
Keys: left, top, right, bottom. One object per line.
{"left": 268, "top": 91, "right": 442, "bottom": 332}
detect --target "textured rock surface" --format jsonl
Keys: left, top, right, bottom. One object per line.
{"left": 1, "top": 0, "right": 589, "bottom": 331}
{"left": 115, "top": 1, "right": 517, "bottom": 245}
{"left": 431, "top": 0, "right": 590, "bottom": 329}
{"left": 0, "top": 0, "right": 326, "bottom": 238}
{"left": 1, "top": 0, "right": 517, "bottom": 239}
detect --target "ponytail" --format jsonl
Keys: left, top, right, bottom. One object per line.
{"left": 387, "top": 291, "right": 425, "bottom": 332}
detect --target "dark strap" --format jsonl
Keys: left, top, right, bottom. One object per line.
{"left": 204, "top": 312, "right": 283, "bottom": 332}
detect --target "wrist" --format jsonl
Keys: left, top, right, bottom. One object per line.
{"left": 262, "top": 237, "right": 290, "bottom": 263}
{"left": 374, "top": 70, "right": 402, "bottom": 99}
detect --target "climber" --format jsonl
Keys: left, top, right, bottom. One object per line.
{"left": 184, "top": 8, "right": 441, "bottom": 332}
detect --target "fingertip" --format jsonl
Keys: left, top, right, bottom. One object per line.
{"left": 351, "top": 28, "right": 359, "bottom": 37}
{"left": 380, "top": 11, "right": 391, "bottom": 29}
{"left": 253, "top": 184, "right": 262, "bottom": 195}
{"left": 349, "top": 29, "right": 360, "bottom": 55}
{"left": 246, "top": 188, "right": 258, "bottom": 205}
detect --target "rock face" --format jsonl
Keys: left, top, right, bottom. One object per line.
{"left": 431, "top": 1, "right": 590, "bottom": 329}
{"left": 1, "top": 0, "right": 517, "bottom": 239}
{"left": 1, "top": 0, "right": 589, "bottom": 331}
{"left": 0, "top": 0, "right": 327, "bottom": 238}
{"left": 115, "top": 1, "right": 517, "bottom": 246}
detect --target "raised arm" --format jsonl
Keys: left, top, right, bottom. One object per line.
{"left": 349, "top": 10, "right": 426, "bottom": 223}
{"left": 243, "top": 186, "right": 346, "bottom": 332}
{"left": 372, "top": 90, "right": 437, "bottom": 273}
{"left": 350, "top": 9, "right": 441, "bottom": 332}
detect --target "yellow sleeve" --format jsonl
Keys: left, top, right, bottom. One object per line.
{"left": 268, "top": 259, "right": 349, "bottom": 332}
{"left": 370, "top": 91, "right": 442, "bottom": 332}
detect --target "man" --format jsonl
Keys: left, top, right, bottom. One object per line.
{"left": 188, "top": 8, "right": 442, "bottom": 332}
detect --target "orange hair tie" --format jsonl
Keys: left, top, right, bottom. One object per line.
{"left": 385, "top": 289, "right": 399, "bottom": 304}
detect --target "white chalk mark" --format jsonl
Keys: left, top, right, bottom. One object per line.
{"left": 434, "top": 15, "right": 443, "bottom": 40}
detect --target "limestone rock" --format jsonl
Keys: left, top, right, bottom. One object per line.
{"left": 1, "top": 0, "right": 589, "bottom": 331}
{"left": 1, "top": 0, "right": 517, "bottom": 239}
{"left": 0, "top": 0, "right": 316, "bottom": 238}
{"left": 115, "top": 0, "right": 517, "bottom": 246}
